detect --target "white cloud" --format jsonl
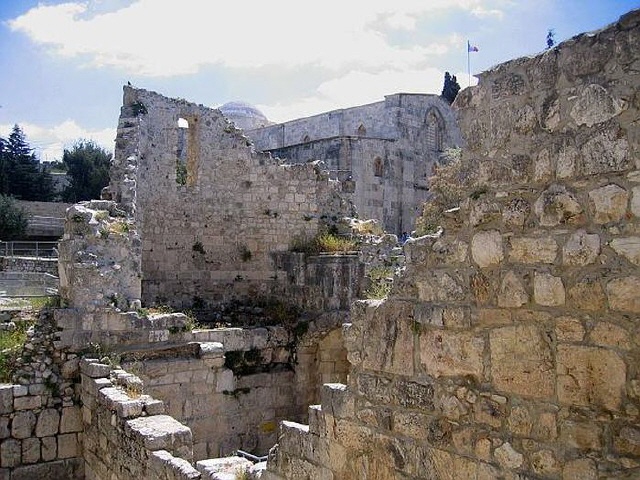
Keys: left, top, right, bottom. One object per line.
{"left": 260, "top": 67, "right": 444, "bottom": 122}
{"left": 9, "top": 0, "right": 505, "bottom": 76}
{"left": 0, "top": 121, "right": 115, "bottom": 162}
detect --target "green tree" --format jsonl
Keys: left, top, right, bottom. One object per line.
{"left": 62, "top": 141, "right": 112, "bottom": 202}
{"left": 441, "top": 72, "right": 461, "bottom": 104}
{"left": 0, "top": 194, "right": 28, "bottom": 240}
{"left": 0, "top": 125, "right": 55, "bottom": 201}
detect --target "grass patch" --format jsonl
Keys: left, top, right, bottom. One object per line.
{"left": 0, "top": 320, "right": 34, "bottom": 383}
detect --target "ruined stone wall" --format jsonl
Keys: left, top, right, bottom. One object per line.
{"left": 0, "top": 312, "right": 83, "bottom": 479}
{"left": 109, "top": 86, "right": 351, "bottom": 309}
{"left": 79, "top": 358, "right": 201, "bottom": 480}
{"left": 264, "top": 9, "right": 640, "bottom": 480}
{"left": 247, "top": 94, "right": 462, "bottom": 234}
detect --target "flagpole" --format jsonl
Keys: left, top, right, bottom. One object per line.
{"left": 467, "top": 40, "right": 471, "bottom": 87}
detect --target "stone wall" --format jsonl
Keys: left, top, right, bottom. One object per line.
{"left": 0, "top": 311, "right": 83, "bottom": 479}
{"left": 0, "top": 258, "right": 58, "bottom": 276}
{"left": 80, "top": 358, "right": 201, "bottom": 480}
{"left": 105, "top": 86, "right": 352, "bottom": 310}
{"left": 247, "top": 94, "right": 462, "bottom": 234}
{"left": 263, "top": 9, "right": 640, "bottom": 480}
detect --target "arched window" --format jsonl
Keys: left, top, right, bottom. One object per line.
{"left": 176, "top": 116, "right": 198, "bottom": 186}
{"left": 374, "top": 157, "right": 383, "bottom": 177}
{"left": 425, "top": 109, "right": 444, "bottom": 151}
{"left": 357, "top": 124, "right": 366, "bottom": 136}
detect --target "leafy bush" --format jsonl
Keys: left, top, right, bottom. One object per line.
{"left": 0, "top": 194, "right": 28, "bottom": 240}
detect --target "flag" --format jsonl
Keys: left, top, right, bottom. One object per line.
{"left": 468, "top": 41, "right": 479, "bottom": 52}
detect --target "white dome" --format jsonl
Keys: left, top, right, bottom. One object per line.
{"left": 219, "top": 101, "right": 271, "bottom": 130}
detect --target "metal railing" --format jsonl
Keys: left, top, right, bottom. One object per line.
{"left": 0, "top": 241, "right": 59, "bottom": 259}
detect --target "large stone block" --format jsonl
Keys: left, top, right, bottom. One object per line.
{"left": 125, "top": 415, "right": 192, "bottom": 458}
{"left": 35, "top": 409, "right": 60, "bottom": 437}
{"left": 580, "top": 131, "right": 630, "bottom": 176}
{"left": 610, "top": 237, "right": 640, "bottom": 265}
{"left": 0, "top": 439, "right": 20, "bottom": 468}
{"left": 533, "top": 272, "right": 565, "bottom": 306}
{"left": 557, "top": 345, "right": 626, "bottom": 411}
{"left": 60, "top": 406, "right": 83, "bottom": 433}
{"left": 607, "top": 276, "right": 640, "bottom": 312}
{"left": 489, "top": 325, "right": 554, "bottom": 399}
{"left": 497, "top": 271, "right": 529, "bottom": 308}
{"left": 562, "top": 230, "right": 600, "bottom": 266}
{"left": 471, "top": 230, "right": 503, "bottom": 267}
{"left": 0, "top": 387, "right": 12, "bottom": 415}
{"left": 534, "top": 185, "right": 582, "bottom": 227}
{"left": 567, "top": 277, "right": 606, "bottom": 311}
{"left": 11, "top": 411, "right": 36, "bottom": 439}
{"left": 570, "top": 84, "right": 623, "bottom": 127}
{"left": 509, "top": 236, "right": 557, "bottom": 263}
{"left": 588, "top": 184, "right": 628, "bottom": 224}
{"left": 419, "top": 330, "right": 484, "bottom": 380}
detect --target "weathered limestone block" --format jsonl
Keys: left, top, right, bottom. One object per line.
{"left": 567, "top": 276, "right": 606, "bottom": 311}
{"left": 556, "top": 142, "right": 578, "bottom": 179}
{"left": 11, "top": 411, "right": 36, "bottom": 439}
{"left": 555, "top": 316, "right": 585, "bottom": 342}
{"left": 535, "top": 148, "right": 553, "bottom": 182}
{"left": 534, "top": 185, "right": 582, "bottom": 226}
{"left": 580, "top": 131, "right": 630, "bottom": 175}
{"left": 497, "top": 271, "right": 529, "bottom": 308}
{"left": 361, "top": 301, "right": 414, "bottom": 376}
{"left": 502, "top": 198, "right": 530, "bottom": 229}
{"left": 613, "top": 425, "right": 640, "bottom": 456}
{"left": 607, "top": 276, "right": 640, "bottom": 312}
{"left": 35, "top": 409, "right": 60, "bottom": 437}
{"left": 320, "top": 384, "right": 355, "bottom": 420}
{"left": 562, "top": 230, "right": 600, "bottom": 265}
{"left": 590, "top": 322, "right": 631, "bottom": 350}
{"left": 150, "top": 450, "right": 201, "bottom": 479}
{"left": 530, "top": 449, "right": 560, "bottom": 477}
{"left": 13, "top": 396, "right": 41, "bottom": 411}
{"left": 559, "top": 420, "right": 602, "bottom": 450}
{"left": 570, "top": 84, "right": 624, "bottom": 127}
{"left": 196, "top": 456, "right": 251, "bottom": 478}
{"left": 419, "top": 330, "right": 485, "bottom": 380}
{"left": 490, "top": 325, "right": 554, "bottom": 399}
{"left": 469, "top": 199, "right": 501, "bottom": 227}
{"left": 416, "top": 272, "right": 465, "bottom": 303}
{"left": 494, "top": 442, "right": 524, "bottom": 470}
{"left": 0, "top": 387, "right": 12, "bottom": 415}
{"left": 125, "top": 415, "right": 193, "bottom": 459}
{"left": 21, "top": 437, "right": 40, "bottom": 464}
{"left": 1, "top": 439, "right": 20, "bottom": 468}
{"left": 60, "top": 406, "right": 83, "bottom": 433}
{"left": 562, "top": 458, "right": 597, "bottom": 480}
{"left": 557, "top": 345, "right": 626, "bottom": 411}
{"left": 471, "top": 230, "right": 503, "bottom": 267}
{"left": 610, "top": 237, "right": 640, "bottom": 265}
{"left": 41, "top": 436, "right": 56, "bottom": 462}
{"left": 534, "top": 272, "right": 565, "bottom": 306}
{"left": 588, "top": 184, "right": 628, "bottom": 224}
{"left": 509, "top": 236, "right": 557, "bottom": 263}
{"left": 57, "top": 433, "right": 78, "bottom": 459}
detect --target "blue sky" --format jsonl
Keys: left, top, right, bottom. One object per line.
{"left": 0, "top": 0, "right": 638, "bottom": 161}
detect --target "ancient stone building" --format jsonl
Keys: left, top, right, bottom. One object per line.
{"left": 231, "top": 94, "right": 461, "bottom": 235}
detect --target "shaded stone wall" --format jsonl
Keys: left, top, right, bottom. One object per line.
{"left": 0, "top": 258, "right": 58, "bottom": 276}
{"left": 263, "top": 9, "right": 640, "bottom": 480}
{"left": 247, "top": 94, "right": 462, "bottom": 234}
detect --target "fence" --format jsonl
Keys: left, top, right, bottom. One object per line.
{"left": 0, "top": 241, "right": 59, "bottom": 259}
